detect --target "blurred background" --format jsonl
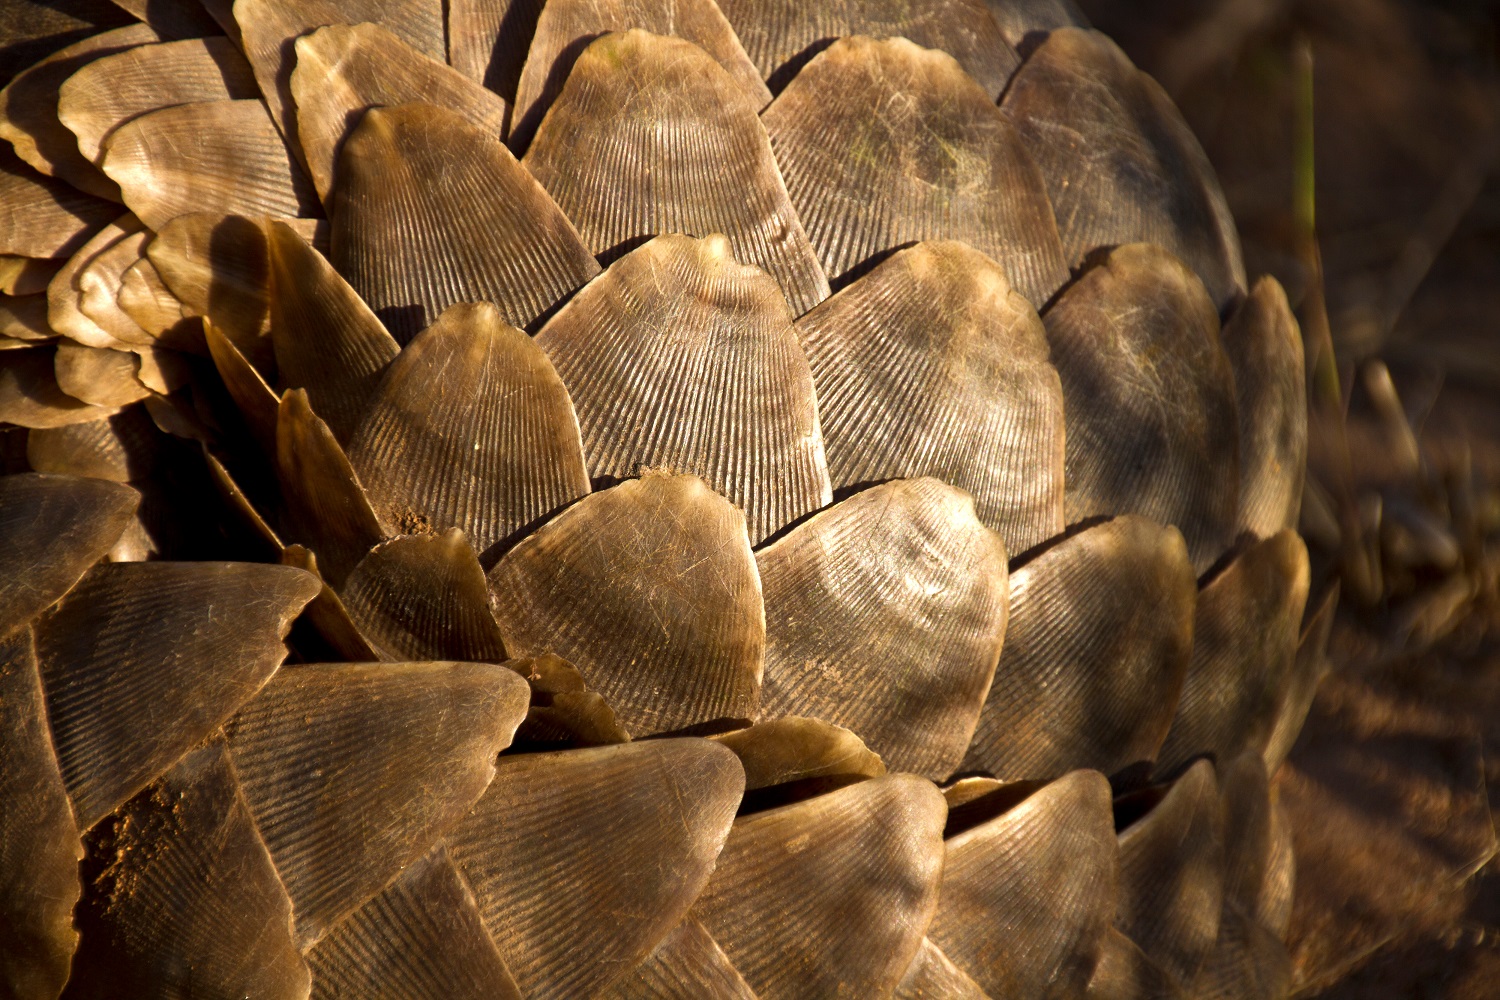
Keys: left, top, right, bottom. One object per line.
{"left": 1076, "top": 1, "right": 1500, "bottom": 995}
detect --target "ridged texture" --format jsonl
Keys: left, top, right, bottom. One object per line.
{"left": 226, "top": 660, "right": 530, "bottom": 948}
{"left": 718, "top": 0, "right": 1018, "bottom": 97}
{"left": 233, "top": 0, "right": 445, "bottom": 154}
{"left": 894, "top": 938, "right": 991, "bottom": 1000}
{"left": 0, "top": 24, "right": 159, "bottom": 198}
{"left": 346, "top": 301, "right": 590, "bottom": 559}
{"left": 64, "top": 742, "right": 310, "bottom": 1000}
{"left": 931, "top": 770, "right": 1118, "bottom": 999}
{"left": 1157, "top": 530, "right": 1310, "bottom": 774}
{"left": 330, "top": 102, "right": 600, "bottom": 342}
{"left": 1191, "top": 902, "right": 1291, "bottom": 1000}
{"left": 598, "top": 919, "right": 759, "bottom": 1000}
{"left": 1086, "top": 929, "right": 1187, "bottom": 1000}
{"left": 0, "top": 472, "right": 137, "bottom": 638}
{"left": 693, "top": 772, "right": 947, "bottom": 999}
{"left": 1265, "top": 581, "right": 1338, "bottom": 773}
{"left": 1223, "top": 276, "right": 1306, "bottom": 538}
{"left": 762, "top": 36, "right": 1068, "bottom": 308}
{"left": 755, "top": 478, "right": 1008, "bottom": 778}
{"left": 1044, "top": 243, "right": 1239, "bottom": 574}
{"left": 0, "top": 628, "right": 80, "bottom": 1000}
{"left": 0, "top": 346, "right": 119, "bottom": 428}
{"left": 0, "top": 145, "right": 116, "bottom": 258}
{"left": 488, "top": 474, "right": 765, "bottom": 736}
{"left": 32, "top": 560, "right": 318, "bottom": 827}
{"left": 276, "top": 388, "right": 386, "bottom": 586}
{"left": 796, "top": 240, "right": 1063, "bottom": 555}
{"left": 512, "top": 0, "right": 768, "bottom": 146}
{"left": 537, "top": 234, "right": 830, "bottom": 543}
{"left": 962, "top": 516, "right": 1196, "bottom": 780}
{"left": 509, "top": 652, "right": 631, "bottom": 746}
{"left": 291, "top": 22, "right": 509, "bottom": 204}
{"left": 341, "top": 531, "right": 508, "bottom": 662}
{"left": 306, "top": 845, "right": 524, "bottom": 1000}
{"left": 708, "top": 717, "right": 886, "bottom": 790}
{"left": 101, "top": 99, "right": 319, "bottom": 231}
{"left": 1115, "top": 761, "right": 1225, "bottom": 990}
{"left": 447, "top": 739, "right": 745, "bottom": 1000}
{"left": 522, "top": 30, "right": 828, "bottom": 316}
{"left": 117, "top": 256, "right": 193, "bottom": 344}
{"left": 1001, "top": 27, "right": 1246, "bottom": 310}
{"left": 266, "top": 220, "right": 399, "bottom": 445}
{"left": 447, "top": 0, "right": 543, "bottom": 101}
{"left": 57, "top": 36, "right": 258, "bottom": 164}
{"left": 25, "top": 410, "right": 158, "bottom": 483}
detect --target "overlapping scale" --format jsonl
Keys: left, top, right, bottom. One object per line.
{"left": 57, "top": 36, "right": 258, "bottom": 165}
{"left": 0, "top": 471, "right": 137, "bottom": 638}
{"left": 1043, "top": 243, "right": 1239, "bottom": 573}
{"left": 0, "top": 23, "right": 159, "bottom": 198}
{"left": 1264, "top": 581, "right": 1338, "bottom": 773}
{"left": 1157, "top": 530, "right": 1309, "bottom": 774}
{"left": 53, "top": 342, "right": 148, "bottom": 406}
{"left": 1115, "top": 760, "right": 1225, "bottom": 989}
{"left": 305, "top": 845, "right": 524, "bottom": 1000}
{"left": 1085, "top": 929, "right": 1187, "bottom": 1000}
{"left": 1001, "top": 27, "right": 1245, "bottom": 310}
{"left": 982, "top": 0, "right": 1088, "bottom": 46}
{"left": 894, "top": 938, "right": 991, "bottom": 1000}
{"left": 31, "top": 560, "right": 318, "bottom": 827}
{"left": 346, "top": 301, "right": 589, "bottom": 558}
{"left": 447, "top": 0, "right": 543, "bottom": 101}
{"left": 718, "top": 0, "right": 1017, "bottom": 97}
{"left": 27, "top": 407, "right": 162, "bottom": 486}
{"left": 225, "top": 660, "right": 530, "bottom": 947}
{"left": 930, "top": 770, "right": 1118, "bottom": 998}
{"left": 522, "top": 30, "right": 828, "bottom": 315}
{"left": 599, "top": 919, "right": 758, "bottom": 1000}
{"left": 232, "top": 0, "right": 445, "bottom": 151}
{"left": 330, "top": 101, "right": 599, "bottom": 342}
{"left": 755, "top": 478, "right": 1007, "bottom": 778}
{"left": 1223, "top": 276, "right": 1306, "bottom": 538}
{"left": 101, "top": 98, "right": 320, "bottom": 231}
{"left": 341, "top": 530, "right": 507, "bottom": 662}
{"left": 106, "top": 0, "right": 223, "bottom": 39}
{"left": 48, "top": 213, "right": 143, "bottom": 350}
{"left": 276, "top": 388, "right": 386, "bottom": 585}
{"left": 796, "top": 239, "right": 1064, "bottom": 554}
{"left": 0, "top": 254, "right": 63, "bottom": 296}
{"left": 73, "top": 228, "right": 156, "bottom": 348}
{"left": 761, "top": 36, "right": 1068, "bottom": 308}
{"left": 693, "top": 772, "right": 947, "bottom": 999}
{"left": 206, "top": 320, "right": 278, "bottom": 451}
{"left": 536, "top": 233, "right": 829, "bottom": 543}
{"left": 962, "top": 515, "right": 1195, "bottom": 780}
{"left": 708, "top": 716, "right": 886, "bottom": 790}
{"left": 488, "top": 473, "right": 764, "bottom": 736}
{"left": 0, "top": 628, "right": 80, "bottom": 1000}
{"left": 291, "top": 22, "right": 509, "bottom": 204}
{"left": 279, "top": 544, "right": 385, "bottom": 664}
{"left": 0, "top": 345, "right": 119, "bottom": 427}
{"left": 0, "top": 145, "right": 116, "bottom": 259}
{"left": 0, "top": 291, "right": 49, "bottom": 340}
{"left": 508, "top": 653, "right": 630, "bottom": 746}
{"left": 116, "top": 255, "right": 196, "bottom": 347}
{"left": 266, "top": 220, "right": 398, "bottom": 444}
{"left": 513, "top": 0, "right": 768, "bottom": 147}
{"left": 64, "top": 741, "right": 310, "bottom": 1000}
{"left": 149, "top": 212, "right": 325, "bottom": 357}
{"left": 447, "top": 739, "right": 745, "bottom": 1000}
{"left": 1190, "top": 903, "right": 1291, "bottom": 1000}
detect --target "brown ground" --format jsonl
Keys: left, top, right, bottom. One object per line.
{"left": 1079, "top": 0, "right": 1500, "bottom": 993}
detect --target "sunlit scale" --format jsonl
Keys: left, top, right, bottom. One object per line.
{"left": 0, "top": 1, "right": 1319, "bottom": 998}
